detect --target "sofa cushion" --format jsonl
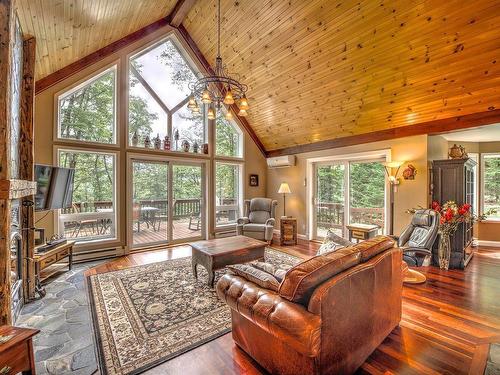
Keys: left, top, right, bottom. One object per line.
{"left": 228, "top": 264, "right": 281, "bottom": 291}
{"left": 279, "top": 247, "right": 361, "bottom": 305}
{"left": 317, "top": 229, "right": 354, "bottom": 255}
{"left": 252, "top": 261, "right": 289, "bottom": 282}
{"left": 242, "top": 223, "right": 266, "bottom": 232}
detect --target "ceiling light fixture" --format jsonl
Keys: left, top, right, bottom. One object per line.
{"left": 187, "top": 0, "right": 248, "bottom": 119}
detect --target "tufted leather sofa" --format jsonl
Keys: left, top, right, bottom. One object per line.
{"left": 216, "top": 236, "right": 402, "bottom": 375}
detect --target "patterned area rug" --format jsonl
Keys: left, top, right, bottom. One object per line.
{"left": 88, "top": 248, "right": 300, "bottom": 375}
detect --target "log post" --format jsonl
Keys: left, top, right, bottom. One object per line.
{"left": 20, "top": 36, "right": 36, "bottom": 301}
{"left": 0, "top": 0, "right": 14, "bottom": 326}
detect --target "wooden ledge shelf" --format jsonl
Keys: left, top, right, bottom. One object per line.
{"left": 0, "top": 179, "right": 36, "bottom": 200}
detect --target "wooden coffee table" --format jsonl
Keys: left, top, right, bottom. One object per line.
{"left": 190, "top": 235, "right": 267, "bottom": 287}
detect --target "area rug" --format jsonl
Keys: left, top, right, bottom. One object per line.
{"left": 88, "top": 248, "right": 301, "bottom": 375}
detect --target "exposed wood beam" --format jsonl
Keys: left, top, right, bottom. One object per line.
{"left": 20, "top": 36, "right": 36, "bottom": 301}
{"left": 35, "top": 18, "right": 172, "bottom": 95}
{"left": 177, "top": 24, "right": 267, "bottom": 157}
{"left": 167, "top": 0, "right": 197, "bottom": 28}
{"left": 266, "top": 110, "right": 500, "bottom": 157}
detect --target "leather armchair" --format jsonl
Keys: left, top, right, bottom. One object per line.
{"left": 236, "top": 198, "right": 277, "bottom": 243}
{"left": 396, "top": 209, "right": 440, "bottom": 267}
{"left": 217, "top": 236, "right": 402, "bottom": 375}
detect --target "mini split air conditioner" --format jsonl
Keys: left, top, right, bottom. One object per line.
{"left": 266, "top": 155, "right": 296, "bottom": 168}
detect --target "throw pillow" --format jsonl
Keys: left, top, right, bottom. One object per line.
{"left": 317, "top": 229, "right": 354, "bottom": 255}
{"left": 227, "top": 263, "right": 281, "bottom": 291}
{"left": 252, "top": 261, "right": 289, "bottom": 282}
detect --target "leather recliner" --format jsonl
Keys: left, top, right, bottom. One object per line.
{"left": 236, "top": 198, "right": 278, "bottom": 243}
{"left": 216, "top": 236, "right": 403, "bottom": 375}
{"left": 397, "top": 209, "right": 440, "bottom": 267}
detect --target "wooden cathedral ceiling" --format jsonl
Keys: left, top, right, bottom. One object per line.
{"left": 184, "top": 0, "right": 500, "bottom": 151}
{"left": 15, "top": 0, "right": 178, "bottom": 79}
{"left": 16, "top": 0, "right": 500, "bottom": 153}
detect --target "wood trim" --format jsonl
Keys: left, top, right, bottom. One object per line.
{"left": 177, "top": 24, "right": 267, "bottom": 157}
{"left": 266, "top": 109, "right": 500, "bottom": 157}
{"left": 20, "top": 36, "right": 36, "bottom": 300}
{"left": 35, "top": 17, "right": 172, "bottom": 95}
{"left": 168, "top": 0, "right": 197, "bottom": 28}
{"left": 129, "top": 64, "right": 171, "bottom": 115}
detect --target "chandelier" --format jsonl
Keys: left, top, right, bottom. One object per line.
{"left": 187, "top": 0, "right": 249, "bottom": 121}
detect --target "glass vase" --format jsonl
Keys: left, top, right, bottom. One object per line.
{"left": 438, "top": 233, "right": 451, "bottom": 270}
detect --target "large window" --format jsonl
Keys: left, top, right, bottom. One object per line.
{"left": 215, "top": 162, "right": 242, "bottom": 226}
{"left": 216, "top": 111, "right": 243, "bottom": 158}
{"left": 57, "top": 66, "right": 117, "bottom": 144}
{"left": 312, "top": 157, "right": 387, "bottom": 239}
{"left": 58, "top": 149, "right": 117, "bottom": 243}
{"left": 482, "top": 153, "right": 500, "bottom": 220}
{"left": 128, "top": 38, "right": 206, "bottom": 152}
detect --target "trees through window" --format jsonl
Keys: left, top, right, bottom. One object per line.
{"left": 483, "top": 154, "right": 500, "bottom": 220}
{"left": 57, "top": 67, "right": 116, "bottom": 144}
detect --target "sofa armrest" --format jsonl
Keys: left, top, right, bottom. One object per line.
{"left": 265, "top": 217, "right": 275, "bottom": 227}
{"left": 216, "top": 273, "right": 321, "bottom": 357}
{"left": 402, "top": 247, "right": 432, "bottom": 256}
{"left": 237, "top": 217, "right": 250, "bottom": 225}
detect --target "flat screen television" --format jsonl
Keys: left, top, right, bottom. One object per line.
{"left": 34, "top": 164, "right": 75, "bottom": 211}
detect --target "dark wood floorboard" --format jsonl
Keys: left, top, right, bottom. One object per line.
{"left": 85, "top": 240, "right": 500, "bottom": 375}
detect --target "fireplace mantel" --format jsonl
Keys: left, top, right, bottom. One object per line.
{"left": 0, "top": 179, "right": 36, "bottom": 200}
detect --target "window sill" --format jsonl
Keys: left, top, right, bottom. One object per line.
{"left": 479, "top": 219, "right": 500, "bottom": 224}
{"left": 127, "top": 146, "right": 211, "bottom": 159}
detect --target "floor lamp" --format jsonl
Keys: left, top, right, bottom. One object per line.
{"left": 277, "top": 182, "right": 291, "bottom": 218}
{"left": 383, "top": 161, "right": 403, "bottom": 235}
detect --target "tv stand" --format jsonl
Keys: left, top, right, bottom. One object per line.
{"left": 33, "top": 241, "right": 74, "bottom": 297}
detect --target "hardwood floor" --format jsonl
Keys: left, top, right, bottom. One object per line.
{"left": 84, "top": 241, "right": 500, "bottom": 375}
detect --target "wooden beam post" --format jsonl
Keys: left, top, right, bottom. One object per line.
{"left": 0, "top": 0, "right": 14, "bottom": 326}
{"left": 20, "top": 36, "right": 36, "bottom": 301}
{"left": 168, "top": 0, "right": 197, "bottom": 28}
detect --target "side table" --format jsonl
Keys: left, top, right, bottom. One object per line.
{"left": 346, "top": 223, "right": 379, "bottom": 243}
{"left": 0, "top": 325, "right": 39, "bottom": 375}
{"left": 280, "top": 217, "right": 297, "bottom": 246}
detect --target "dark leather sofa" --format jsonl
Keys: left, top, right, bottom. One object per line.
{"left": 216, "top": 236, "right": 402, "bottom": 375}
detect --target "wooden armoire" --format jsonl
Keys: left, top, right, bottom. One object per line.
{"left": 431, "top": 158, "right": 476, "bottom": 269}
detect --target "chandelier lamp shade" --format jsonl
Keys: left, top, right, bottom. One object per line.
{"left": 187, "top": 0, "right": 249, "bottom": 121}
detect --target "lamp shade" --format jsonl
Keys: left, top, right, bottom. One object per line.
{"left": 278, "top": 182, "right": 291, "bottom": 194}
{"left": 383, "top": 161, "right": 404, "bottom": 168}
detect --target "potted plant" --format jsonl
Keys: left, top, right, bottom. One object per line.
{"left": 430, "top": 201, "right": 485, "bottom": 270}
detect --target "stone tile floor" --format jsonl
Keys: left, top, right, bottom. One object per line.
{"left": 16, "top": 261, "right": 104, "bottom": 375}
{"left": 487, "top": 343, "right": 500, "bottom": 374}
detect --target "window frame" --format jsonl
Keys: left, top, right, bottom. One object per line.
{"left": 214, "top": 161, "right": 244, "bottom": 229}
{"left": 481, "top": 152, "right": 500, "bottom": 222}
{"left": 54, "top": 145, "right": 120, "bottom": 248}
{"left": 215, "top": 109, "right": 244, "bottom": 159}
{"left": 126, "top": 34, "right": 208, "bottom": 153}
{"left": 54, "top": 64, "right": 119, "bottom": 147}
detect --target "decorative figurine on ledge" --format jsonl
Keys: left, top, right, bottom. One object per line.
{"left": 174, "top": 129, "right": 180, "bottom": 150}
{"left": 449, "top": 144, "right": 467, "bottom": 159}
{"left": 181, "top": 140, "right": 190, "bottom": 152}
{"left": 153, "top": 134, "right": 161, "bottom": 150}
{"left": 131, "top": 131, "right": 139, "bottom": 147}
{"left": 163, "top": 135, "right": 171, "bottom": 151}
{"left": 144, "top": 135, "right": 151, "bottom": 148}
{"left": 202, "top": 143, "right": 209, "bottom": 154}
{"left": 193, "top": 141, "right": 199, "bottom": 153}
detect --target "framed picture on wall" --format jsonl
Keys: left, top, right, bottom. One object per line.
{"left": 249, "top": 174, "right": 259, "bottom": 187}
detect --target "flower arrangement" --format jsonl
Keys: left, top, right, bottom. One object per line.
{"left": 430, "top": 200, "right": 486, "bottom": 269}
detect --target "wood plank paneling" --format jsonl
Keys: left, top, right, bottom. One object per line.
{"left": 15, "top": 0, "right": 178, "bottom": 81}
{"left": 183, "top": 0, "right": 500, "bottom": 151}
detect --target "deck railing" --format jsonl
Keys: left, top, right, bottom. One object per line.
{"left": 316, "top": 202, "right": 384, "bottom": 229}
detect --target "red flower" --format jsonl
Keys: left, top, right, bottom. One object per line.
{"left": 440, "top": 216, "right": 446, "bottom": 224}
{"left": 458, "top": 204, "right": 471, "bottom": 216}
{"left": 431, "top": 201, "right": 441, "bottom": 212}
{"left": 444, "top": 208, "right": 454, "bottom": 222}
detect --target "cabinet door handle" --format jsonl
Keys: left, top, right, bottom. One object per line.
{"left": 0, "top": 366, "right": 11, "bottom": 375}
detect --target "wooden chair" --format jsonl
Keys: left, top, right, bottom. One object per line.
{"left": 132, "top": 203, "right": 141, "bottom": 232}
{"left": 71, "top": 203, "right": 99, "bottom": 237}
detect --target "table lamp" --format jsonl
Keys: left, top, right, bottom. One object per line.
{"left": 277, "top": 182, "right": 291, "bottom": 218}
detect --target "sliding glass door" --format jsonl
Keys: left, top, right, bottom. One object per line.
{"left": 313, "top": 158, "right": 386, "bottom": 239}
{"left": 132, "top": 160, "right": 169, "bottom": 247}
{"left": 129, "top": 157, "right": 205, "bottom": 249}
